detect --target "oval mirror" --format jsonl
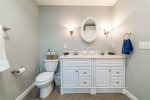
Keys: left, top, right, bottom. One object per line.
{"left": 81, "top": 17, "right": 97, "bottom": 43}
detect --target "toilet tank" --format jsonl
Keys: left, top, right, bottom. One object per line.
{"left": 44, "top": 59, "right": 59, "bottom": 72}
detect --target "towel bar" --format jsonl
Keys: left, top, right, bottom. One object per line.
{"left": 3, "top": 26, "right": 11, "bottom": 32}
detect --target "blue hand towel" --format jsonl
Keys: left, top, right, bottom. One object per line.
{"left": 122, "top": 39, "right": 133, "bottom": 55}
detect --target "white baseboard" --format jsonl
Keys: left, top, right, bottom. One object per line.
{"left": 16, "top": 83, "right": 35, "bottom": 100}
{"left": 61, "top": 88, "right": 122, "bottom": 94}
{"left": 122, "top": 89, "right": 139, "bottom": 100}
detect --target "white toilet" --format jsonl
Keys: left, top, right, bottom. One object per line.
{"left": 35, "top": 59, "right": 59, "bottom": 98}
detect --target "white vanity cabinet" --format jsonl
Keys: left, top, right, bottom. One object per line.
{"left": 60, "top": 56, "right": 126, "bottom": 94}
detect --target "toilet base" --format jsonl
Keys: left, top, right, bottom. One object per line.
{"left": 40, "top": 82, "right": 54, "bottom": 98}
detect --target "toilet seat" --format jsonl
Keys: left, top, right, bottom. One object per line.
{"left": 36, "top": 72, "right": 54, "bottom": 83}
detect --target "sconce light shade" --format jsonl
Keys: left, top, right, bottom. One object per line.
{"left": 70, "top": 30, "right": 74, "bottom": 36}
{"left": 104, "top": 29, "right": 110, "bottom": 36}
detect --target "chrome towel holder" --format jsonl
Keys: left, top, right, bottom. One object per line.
{"left": 3, "top": 26, "right": 11, "bottom": 32}
{"left": 123, "top": 32, "right": 132, "bottom": 39}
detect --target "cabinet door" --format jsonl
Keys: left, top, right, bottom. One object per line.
{"left": 63, "top": 67, "right": 78, "bottom": 87}
{"left": 95, "top": 67, "right": 110, "bottom": 87}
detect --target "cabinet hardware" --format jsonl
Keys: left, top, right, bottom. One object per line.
{"left": 84, "top": 72, "right": 86, "bottom": 74}
{"left": 84, "top": 82, "right": 86, "bottom": 84}
{"left": 109, "top": 70, "right": 111, "bottom": 72}
{"left": 117, "top": 71, "right": 119, "bottom": 74}
{"left": 116, "top": 81, "right": 119, "bottom": 84}
{"left": 76, "top": 70, "right": 78, "bottom": 72}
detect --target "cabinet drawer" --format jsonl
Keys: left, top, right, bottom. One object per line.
{"left": 79, "top": 67, "right": 91, "bottom": 77}
{"left": 111, "top": 67, "right": 124, "bottom": 77}
{"left": 95, "top": 59, "right": 124, "bottom": 66}
{"left": 111, "top": 77, "right": 124, "bottom": 87}
{"left": 79, "top": 77, "right": 91, "bottom": 87}
{"left": 63, "top": 59, "right": 92, "bottom": 66}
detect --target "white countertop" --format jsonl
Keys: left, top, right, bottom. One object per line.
{"left": 60, "top": 54, "right": 126, "bottom": 59}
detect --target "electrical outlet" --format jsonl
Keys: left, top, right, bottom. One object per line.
{"left": 64, "top": 44, "right": 67, "bottom": 49}
{"left": 111, "top": 43, "right": 115, "bottom": 48}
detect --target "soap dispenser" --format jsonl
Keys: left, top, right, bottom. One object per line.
{"left": 47, "top": 49, "right": 51, "bottom": 55}
{"left": 90, "top": 48, "right": 94, "bottom": 55}
{"left": 82, "top": 48, "right": 86, "bottom": 55}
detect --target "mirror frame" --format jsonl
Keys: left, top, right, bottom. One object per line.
{"left": 81, "top": 17, "right": 98, "bottom": 43}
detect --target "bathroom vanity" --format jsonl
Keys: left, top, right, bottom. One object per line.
{"left": 60, "top": 55, "right": 126, "bottom": 95}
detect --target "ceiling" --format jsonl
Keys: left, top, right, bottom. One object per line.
{"left": 35, "top": 0, "right": 118, "bottom": 6}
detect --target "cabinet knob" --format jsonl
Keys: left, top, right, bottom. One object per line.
{"left": 109, "top": 70, "right": 111, "bottom": 72}
{"left": 117, "top": 71, "right": 120, "bottom": 74}
{"left": 76, "top": 70, "right": 78, "bottom": 72}
{"left": 116, "top": 81, "right": 119, "bottom": 84}
{"left": 84, "top": 72, "right": 86, "bottom": 74}
{"left": 84, "top": 82, "right": 86, "bottom": 84}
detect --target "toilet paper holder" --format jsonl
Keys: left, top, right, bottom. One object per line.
{"left": 11, "top": 67, "right": 25, "bottom": 74}
{"left": 11, "top": 70, "right": 19, "bottom": 74}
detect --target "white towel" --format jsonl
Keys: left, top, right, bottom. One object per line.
{"left": 0, "top": 24, "right": 10, "bottom": 72}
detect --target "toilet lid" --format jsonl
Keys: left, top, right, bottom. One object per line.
{"left": 36, "top": 72, "right": 54, "bottom": 83}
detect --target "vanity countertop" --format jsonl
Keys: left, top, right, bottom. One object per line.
{"left": 60, "top": 55, "right": 126, "bottom": 59}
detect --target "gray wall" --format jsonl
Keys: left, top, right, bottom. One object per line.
{"left": 39, "top": 6, "right": 113, "bottom": 73}
{"left": 0, "top": 0, "right": 39, "bottom": 100}
{"left": 1, "top": 1, "right": 148, "bottom": 99}
{"left": 112, "top": 0, "right": 150, "bottom": 99}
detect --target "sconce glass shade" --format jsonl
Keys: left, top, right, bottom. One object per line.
{"left": 104, "top": 29, "right": 110, "bottom": 36}
{"left": 70, "top": 30, "right": 74, "bottom": 36}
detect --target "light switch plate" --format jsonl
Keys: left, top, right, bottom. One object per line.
{"left": 148, "top": 42, "right": 150, "bottom": 48}
{"left": 139, "top": 41, "right": 150, "bottom": 49}
{"left": 111, "top": 43, "right": 115, "bottom": 49}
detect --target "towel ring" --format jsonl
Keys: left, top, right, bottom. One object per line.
{"left": 123, "top": 32, "right": 132, "bottom": 39}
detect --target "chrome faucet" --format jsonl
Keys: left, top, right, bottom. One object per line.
{"left": 99, "top": 49, "right": 105, "bottom": 55}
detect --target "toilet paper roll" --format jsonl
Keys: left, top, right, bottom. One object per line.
{"left": 17, "top": 67, "right": 26, "bottom": 74}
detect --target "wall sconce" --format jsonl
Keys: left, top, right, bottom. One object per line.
{"left": 68, "top": 26, "right": 75, "bottom": 36}
{"left": 69, "top": 30, "right": 74, "bottom": 36}
{"left": 104, "top": 29, "right": 111, "bottom": 37}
